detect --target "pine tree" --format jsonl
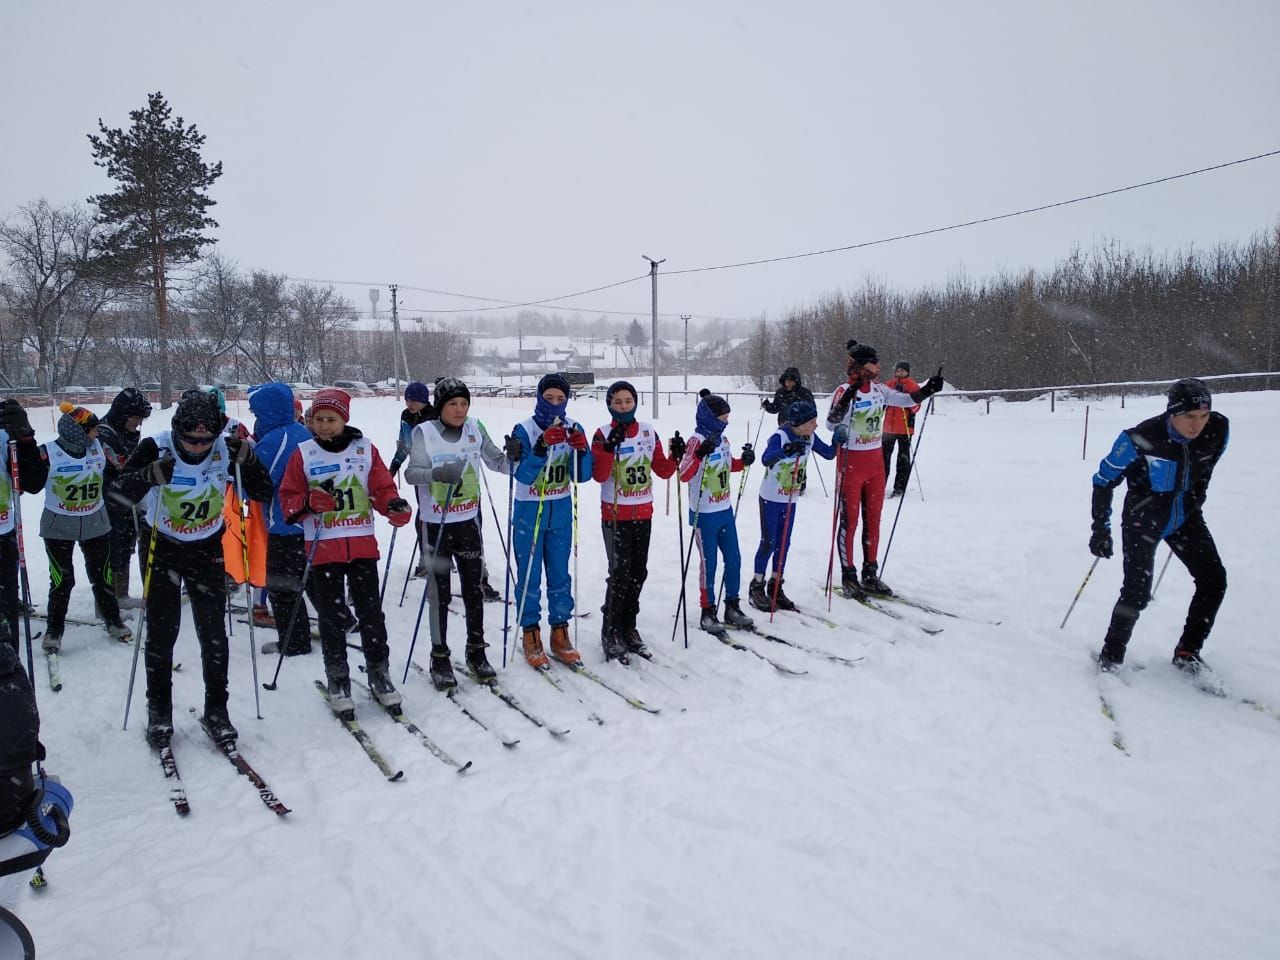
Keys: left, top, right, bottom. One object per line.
{"left": 87, "top": 91, "right": 223, "bottom": 407}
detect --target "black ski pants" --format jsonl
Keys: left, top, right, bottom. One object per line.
{"left": 312, "top": 558, "right": 389, "bottom": 682}
{"left": 422, "top": 520, "right": 485, "bottom": 654}
{"left": 1, "top": 531, "right": 18, "bottom": 652}
{"left": 601, "top": 518, "right": 651, "bottom": 638}
{"left": 881, "top": 433, "right": 911, "bottom": 494}
{"left": 106, "top": 502, "right": 142, "bottom": 595}
{"left": 44, "top": 534, "right": 122, "bottom": 634}
{"left": 145, "top": 534, "right": 230, "bottom": 714}
{"left": 1102, "top": 514, "right": 1227, "bottom": 660}
{"left": 266, "top": 533, "right": 316, "bottom": 655}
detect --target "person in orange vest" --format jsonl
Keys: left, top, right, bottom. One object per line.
{"left": 881, "top": 361, "right": 920, "bottom": 499}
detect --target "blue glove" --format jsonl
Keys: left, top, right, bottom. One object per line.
{"left": 832, "top": 425, "right": 849, "bottom": 447}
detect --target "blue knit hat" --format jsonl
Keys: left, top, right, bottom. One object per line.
{"left": 538, "top": 372, "right": 572, "bottom": 397}
{"left": 786, "top": 400, "right": 818, "bottom": 425}
{"left": 405, "top": 381, "right": 431, "bottom": 404}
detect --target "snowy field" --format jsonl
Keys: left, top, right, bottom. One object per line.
{"left": 4, "top": 386, "right": 1279, "bottom": 960}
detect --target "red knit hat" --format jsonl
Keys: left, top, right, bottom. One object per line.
{"left": 310, "top": 388, "right": 351, "bottom": 422}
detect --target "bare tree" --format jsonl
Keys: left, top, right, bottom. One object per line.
{"left": 288, "top": 282, "right": 357, "bottom": 384}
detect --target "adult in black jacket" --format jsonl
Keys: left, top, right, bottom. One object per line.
{"left": 1090, "top": 378, "right": 1228, "bottom": 672}
{"left": 0, "top": 399, "right": 49, "bottom": 652}
{"left": 761, "top": 367, "right": 814, "bottom": 425}
{"left": 97, "top": 388, "right": 153, "bottom": 607}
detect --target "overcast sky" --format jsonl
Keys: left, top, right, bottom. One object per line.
{"left": 3, "top": 0, "right": 1278, "bottom": 326}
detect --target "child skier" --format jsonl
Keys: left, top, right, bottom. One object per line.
{"left": 115, "top": 392, "right": 274, "bottom": 746}
{"left": 1091, "top": 378, "right": 1229, "bottom": 674}
{"left": 279, "top": 388, "right": 412, "bottom": 714}
{"left": 508, "top": 373, "right": 592, "bottom": 669}
{"left": 590, "top": 380, "right": 678, "bottom": 661}
{"left": 679, "top": 389, "right": 756, "bottom": 635}
{"left": 0, "top": 398, "right": 48, "bottom": 652}
{"left": 827, "top": 343, "right": 942, "bottom": 600}
{"left": 96, "top": 388, "right": 153, "bottom": 608}
{"left": 748, "top": 400, "right": 836, "bottom": 613}
{"left": 37, "top": 404, "right": 133, "bottom": 652}
{"left": 403, "top": 378, "right": 508, "bottom": 688}
{"left": 881, "top": 361, "right": 920, "bottom": 499}
{"left": 389, "top": 381, "right": 435, "bottom": 477}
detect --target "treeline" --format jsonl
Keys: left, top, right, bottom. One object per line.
{"left": 742, "top": 226, "right": 1280, "bottom": 392}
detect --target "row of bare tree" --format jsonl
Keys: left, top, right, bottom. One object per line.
{"left": 738, "top": 226, "right": 1280, "bottom": 392}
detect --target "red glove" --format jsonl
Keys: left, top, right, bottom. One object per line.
{"left": 306, "top": 488, "right": 337, "bottom": 514}
{"left": 386, "top": 497, "right": 412, "bottom": 526}
{"left": 567, "top": 429, "right": 588, "bottom": 451}
{"left": 542, "top": 425, "right": 567, "bottom": 446}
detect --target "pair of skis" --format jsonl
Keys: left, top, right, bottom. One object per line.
{"left": 152, "top": 724, "right": 290, "bottom": 818}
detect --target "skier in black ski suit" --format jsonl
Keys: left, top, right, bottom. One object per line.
{"left": 1091, "top": 378, "right": 1228, "bottom": 673}
{"left": 761, "top": 367, "right": 814, "bottom": 425}
{"left": 97, "top": 388, "right": 153, "bottom": 608}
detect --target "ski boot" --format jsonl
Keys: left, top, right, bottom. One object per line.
{"left": 429, "top": 646, "right": 458, "bottom": 690}
{"left": 723, "top": 598, "right": 755, "bottom": 629}
{"left": 700, "top": 605, "right": 726, "bottom": 636}
{"left": 465, "top": 642, "right": 497, "bottom": 683}
{"left": 411, "top": 561, "right": 429, "bottom": 580}
{"left": 888, "top": 488, "right": 904, "bottom": 500}
{"left": 42, "top": 631, "right": 63, "bottom": 654}
{"left": 200, "top": 705, "right": 238, "bottom": 746}
{"left": 106, "top": 621, "right": 133, "bottom": 643}
{"left": 522, "top": 626, "right": 549, "bottom": 669}
{"left": 624, "top": 628, "right": 650, "bottom": 660}
{"left": 146, "top": 703, "right": 173, "bottom": 748}
{"left": 748, "top": 578, "right": 772, "bottom": 613}
{"left": 840, "top": 569, "right": 868, "bottom": 602}
{"left": 251, "top": 603, "right": 276, "bottom": 628}
{"left": 367, "top": 660, "right": 404, "bottom": 708}
{"left": 325, "top": 675, "right": 355, "bottom": 716}
{"left": 860, "top": 562, "right": 894, "bottom": 597}
{"left": 603, "top": 630, "right": 629, "bottom": 663}
{"left": 1172, "top": 648, "right": 1210, "bottom": 675}
{"left": 115, "top": 572, "right": 143, "bottom": 610}
{"left": 480, "top": 578, "right": 502, "bottom": 603}
{"left": 549, "top": 622, "right": 581, "bottom": 666}
{"left": 767, "top": 577, "right": 797, "bottom": 611}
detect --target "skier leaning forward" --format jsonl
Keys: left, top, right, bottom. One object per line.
{"left": 403, "top": 377, "right": 508, "bottom": 690}
{"left": 826, "top": 342, "right": 942, "bottom": 600}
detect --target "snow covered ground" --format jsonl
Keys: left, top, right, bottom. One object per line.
{"left": 5, "top": 387, "right": 1279, "bottom": 959}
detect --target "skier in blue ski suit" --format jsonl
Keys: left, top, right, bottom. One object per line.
{"left": 508, "top": 373, "right": 592, "bottom": 669}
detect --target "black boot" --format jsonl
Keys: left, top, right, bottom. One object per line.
{"left": 146, "top": 702, "right": 173, "bottom": 748}
{"left": 465, "top": 643, "right": 497, "bottom": 683}
{"left": 200, "top": 702, "right": 238, "bottom": 746}
{"left": 767, "top": 577, "right": 797, "bottom": 611}
{"left": 748, "top": 578, "right": 772, "bottom": 612}
{"left": 699, "top": 605, "right": 725, "bottom": 636}
{"left": 430, "top": 646, "right": 457, "bottom": 690}
{"left": 325, "top": 674, "right": 354, "bottom": 716}
{"left": 480, "top": 579, "right": 502, "bottom": 603}
{"left": 603, "top": 630, "right": 629, "bottom": 662}
{"left": 840, "top": 568, "right": 868, "bottom": 602}
{"left": 861, "top": 562, "right": 893, "bottom": 597}
{"left": 623, "top": 628, "right": 650, "bottom": 659}
{"left": 366, "top": 660, "right": 403, "bottom": 709}
{"left": 723, "top": 598, "right": 754, "bottom": 629}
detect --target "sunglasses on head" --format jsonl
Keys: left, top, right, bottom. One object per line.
{"left": 180, "top": 433, "right": 216, "bottom": 447}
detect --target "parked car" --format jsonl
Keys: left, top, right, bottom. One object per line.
{"left": 331, "top": 379, "right": 373, "bottom": 396}
{"left": 141, "top": 382, "right": 161, "bottom": 392}
{"left": 59, "top": 385, "right": 90, "bottom": 393}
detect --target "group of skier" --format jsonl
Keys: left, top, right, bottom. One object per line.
{"left": 0, "top": 340, "right": 1235, "bottom": 762}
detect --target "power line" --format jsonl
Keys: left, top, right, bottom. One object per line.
{"left": 664, "top": 148, "right": 1280, "bottom": 276}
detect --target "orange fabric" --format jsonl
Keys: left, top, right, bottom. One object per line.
{"left": 882, "top": 377, "right": 920, "bottom": 435}
{"left": 222, "top": 485, "right": 268, "bottom": 587}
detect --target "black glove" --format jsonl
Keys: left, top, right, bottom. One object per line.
{"left": 0, "top": 398, "right": 33, "bottom": 438}
{"left": 782, "top": 440, "right": 807, "bottom": 457}
{"left": 225, "top": 435, "right": 252, "bottom": 465}
{"left": 739, "top": 443, "right": 755, "bottom": 467}
{"left": 911, "top": 374, "right": 945, "bottom": 402}
{"left": 696, "top": 436, "right": 719, "bottom": 459}
{"left": 432, "top": 460, "right": 465, "bottom": 485}
{"left": 1089, "top": 527, "right": 1113, "bottom": 559}
{"left": 669, "top": 432, "right": 686, "bottom": 460}
{"left": 602, "top": 423, "right": 628, "bottom": 453}
{"left": 503, "top": 435, "right": 522, "bottom": 463}
{"left": 760, "top": 398, "right": 770, "bottom": 410}
{"left": 532, "top": 437, "right": 549, "bottom": 458}
{"left": 831, "top": 390, "right": 853, "bottom": 418}
{"left": 387, "top": 497, "right": 411, "bottom": 514}
{"left": 147, "top": 456, "right": 175, "bottom": 486}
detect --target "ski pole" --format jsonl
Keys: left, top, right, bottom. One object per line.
{"left": 880, "top": 365, "right": 943, "bottom": 577}
{"left": 7, "top": 440, "right": 38, "bottom": 707}
{"left": 825, "top": 451, "right": 847, "bottom": 611}
{"left": 501, "top": 463, "right": 515, "bottom": 668}
{"left": 768, "top": 452, "right": 804, "bottom": 623}
{"left": 811, "top": 455, "right": 829, "bottom": 498}
{"left": 379, "top": 522, "right": 399, "bottom": 604}
{"left": 397, "top": 535, "right": 420, "bottom": 608}
{"left": 403, "top": 484, "right": 457, "bottom": 683}
{"left": 1059, "top": 557, "right": 1100, "bottom": 630}
{"left": 715, "top": 422, "right": 760, "bottom": 608}
{"left": 670, "top": 433, "right": 689, "bottom": 648}
{"left": 671, "top": 453, "right": 710, "bottom": 648}
{"left": 263, "top": 517, "right": 322, "bottom": 691}
{"left": 571, "top": 474, "right": 580, "bottom": 650}
{"left": 123, "top": 486, "right": 163, "bottom": 729}
{"left": 914, "top": 462, "right": 925, "bottom": 501}
{"left": 1151, "top": 548, "right": 1173, "bottom": 600}
{"left": 233, "top": 461, "right": 263, "bottom": 719}
{"left": 604, "top": 457, "right": 621, "bottom": 647}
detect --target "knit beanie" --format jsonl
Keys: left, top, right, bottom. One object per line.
{"left": 405, "top": 381, "right": 431, "bottom": 405}
{"left": 57, "top": 402, "right": 98, "bottom": 453}
{"left": 538, "top": 372, "right": 572, "bottom": 398}
{"left": 786, "top": 400, "right": 818, "bottom": 425}
{"left": 433, "top": 378, "right": 470, "bottom": 408}
{"left": 171, "top": 394, "right": 221, "bottom": 435}
{"left": 606, "top": 380, "right": 637, "bottom": 407}
{"left": 311, "top": 388, "right": 352, "bottom": 423}
{"left": 1167, "top": 378, "right": 1212, "bottom": 416}
{"left": 894, "top": 361, "right": 911, "bottom": 374}
{"left": 698, "top": 388, "right": 730, "bottom": 418}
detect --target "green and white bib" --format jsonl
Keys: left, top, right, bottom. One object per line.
{"left": 759, "top": 429, "right": 810, "bottom": 503}
{"left": 298, "top": 438, "right": 374, "bottom": 542}
{"left": 599, "top": 422, "right": 657, "bottom": 508}
{"left": 144, "top": 431, "right": 229, "bottom": 541}
{"left": 0, "top": 429, "right": 13, "bottom": 535}
{"left": 513, "top": 417, "right": 576, "bottom": 504}
{"left": 43, "top": 440, "right": 106, "bottom": 518}
{"left": 688, "top": 433, "right": 733, "bottom": 515}
{"left": 414, "top": 419, "right": 484, "bottom": 525}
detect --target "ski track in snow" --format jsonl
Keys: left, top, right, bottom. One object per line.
{"left": 5, "top": 389, "right": 1279, "bottom": 959}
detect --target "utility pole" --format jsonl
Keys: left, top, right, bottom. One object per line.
{"left": 519, "top": 329, "right": 524, "bottom": 389}
{"left": 681, "top": 314, "right": 691, "bottom": 392}
{"left": 389, "top": 284, "right": 409, "bottom": 401}
{"left": 643, "top": 255, "right": 665, "bottom": 419}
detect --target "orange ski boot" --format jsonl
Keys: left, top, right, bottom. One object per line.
{"left": 549, "top": 622, "right": 581, "bottom": 666}
{"left": 522, "top": 625, "right": 549, "bottom": 669}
